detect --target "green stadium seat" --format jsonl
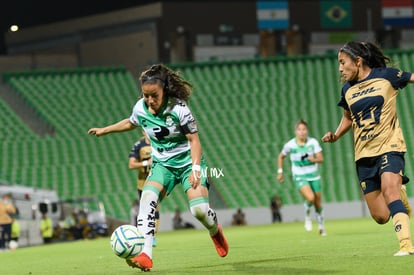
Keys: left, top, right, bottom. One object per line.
{"left": 3, "top": 52, "right": 414, "bottom": 220}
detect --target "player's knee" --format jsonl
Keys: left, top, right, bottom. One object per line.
{"left": 372, "top": 214, "right": 390, "bottom": 224}
{"left": 305, "top": 196, "right": 315, "bottom": 204}
{"left": 190, "top": 204, "right": 209, "bottom": 220}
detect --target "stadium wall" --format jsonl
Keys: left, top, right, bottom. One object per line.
{"left": 0, "top": 54, "right": 78, "bottom": 73}
{"left": 3, "top": 1, "right": 405, "bottom": 74}
{"left": 157, "top": 198, "right": 414, "bottom": 232}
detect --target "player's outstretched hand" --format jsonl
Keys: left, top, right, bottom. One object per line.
{"left": 277, "top": 174, "right": 283, "bottom": 183}
{"left": 321, "top": 131, "right": 337, "bottom": 143}
{"left": 88, "top": 127, "right": 106, "bottom": 137}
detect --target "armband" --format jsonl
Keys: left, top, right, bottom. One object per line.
{"left": 180, "top": 120, "right": 198, "bottom": 134}
{"left": 277, "top": 168, "right": 283, "bottom": 174}
{"left": 192, "top": 164, "right": 201, "bottom": 172}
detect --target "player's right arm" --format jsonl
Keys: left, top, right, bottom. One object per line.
{"left": 408, "top": 72, "right": 414, "bottom": 83}
{"left": 322, "top": 109, "right": 352, "bottom": 143}
{"left": 88, "top": 118, "right": 136, "bottom": 137}
{"left": 277, "top": 153, "right": 286, "bottom": 183}
{"left": 128, "top": 156, "right": 140, "bottom": 170}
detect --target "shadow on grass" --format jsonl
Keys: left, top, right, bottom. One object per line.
{"left": 175, "top": 256, "right": 341, "bottom": 275}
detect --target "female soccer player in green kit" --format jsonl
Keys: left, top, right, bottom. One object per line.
{"left": 277, "top": 119, "right": 326, "bottom": 236}
{"left": 88, "top": 64, "right": 228, "bottom": 271}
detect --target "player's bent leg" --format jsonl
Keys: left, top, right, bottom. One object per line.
{"left": 393, "top": 212, "right": 414, "bottom": 256}
{"left": 389, "top": 200, "right": 414, "bottom": 256}
{"left": 400, "top": 185, "right": 412, "bottom": 217}
{"left": 153, "top": 209, "right": 160, "bottom": 247}
{"left": 299, "top": 185, "right": 315, "bottom": 232}
{"left": 315, "top": 208, "right": 326, "bottom": 236}
{"left": 314, "top": 193, "right": 327, "bottom": 236}
{"left": 303, "top": 200, "right": 313, "bottom": 232}
{"left": 364, "top": 191, "right": 390, "bottom": 224}
{"left": 304, "top": 210, "right": 312, "bottom": 231}
{"left": 210, "top": 224, "right": 228, "bottom": 257}
{"left": 127, "top": 184, "right": 161, "bottom": 271}
{"left": 188, "top": 194, "right": 229, "bottom": 257}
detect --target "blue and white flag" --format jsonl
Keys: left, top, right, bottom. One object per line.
{"left": 257, "top": 1, "right": 289, "bottom": 30}
{"left": 382, "top": 0, "right": 414, "bottom": 27}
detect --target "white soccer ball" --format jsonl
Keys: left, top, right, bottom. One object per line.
{"left": 110, "top": 224, "right": 145, "bottom": 259}
{"left": 9, "top": 240, "right": 18, "bottom": 251}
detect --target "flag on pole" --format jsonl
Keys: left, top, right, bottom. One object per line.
{"left": 256, "top": 1, "right": 289, "bottom": 30}
{"left": 320, "top": 0, "right": 352, "bottom": 28}
{"left": 382, "top": 0, "right": 414, "bottom": 27}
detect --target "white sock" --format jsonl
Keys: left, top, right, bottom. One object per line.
{"left": 189, "top": 200, "right": 218, "bottom": 235}
{"left": 304, "top": 202, "right": 312, "bottom": 218}
{"left": 316, "top": 208, "right": 324, "bottom": 229}
{"left": 316, "top": 213, "right": 324, "bottom": 230}
{"left": 137, "top": 189, "right": 159, "bottom": 258}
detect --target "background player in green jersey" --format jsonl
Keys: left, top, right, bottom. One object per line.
{"left": 322, "top": 41, "right": 414, "bottom": 256}
{"left": 88, "top": 64, "right": 228, "bottom": 271}
{"left": 277, "top": 119, "right": 326, "bottom": 236}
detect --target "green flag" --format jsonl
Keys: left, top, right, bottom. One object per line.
{"left": 321, "top": 0, "right": 352, "bottom": 28}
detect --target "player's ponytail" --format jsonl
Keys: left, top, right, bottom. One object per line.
{"left": 339, "top": 41, "right": 390, "bottom": 69}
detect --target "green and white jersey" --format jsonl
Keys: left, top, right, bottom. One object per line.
{"left": 129, "top": 97, "right": 197, "bottom": 168}
{"left": 280, "top": 137, "right": 322, "bottom": 180}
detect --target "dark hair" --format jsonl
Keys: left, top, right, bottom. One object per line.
{"left": 139, "top": 64, "right": 193, "bottom": 102}
{"left": 339, "top": 41, "right": 391, "bottom": 68}
{"left": 295, "top": 119, "right": 308, "bottom": 129}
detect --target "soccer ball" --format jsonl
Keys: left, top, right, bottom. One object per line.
{"left": 110, "top": 224, "right": 145, "bottom": 259}
{"left": 9, "top": 240, "right": 18, "bottom": 251}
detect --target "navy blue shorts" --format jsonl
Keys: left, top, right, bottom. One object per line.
{"left": 355, "top": 152, "right": 406, "bottom": 195}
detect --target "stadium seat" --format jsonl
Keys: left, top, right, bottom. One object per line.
{"left": 3, "top": 52, "right": 414, "bottom": 221}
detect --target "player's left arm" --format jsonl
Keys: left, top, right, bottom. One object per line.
{"left": 277, "top": 152, "right": 286, "bottom": 183}
{"left": 177, "top": 103, "right": 202, "bottom": 188}
{"left": 187, "top": 131, "right": 202, "bottom": 188}
{"left": 128, "top": 156, "right": 142, "bottom": 170}
{"left": 309, "top": 151, "right": 323, "bottom": 163}
{"left": 308, "top": 139, "right": 323, "bottom": 163}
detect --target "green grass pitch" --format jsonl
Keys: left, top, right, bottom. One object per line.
{"left": 3, "top": 217, "right": 414, "bottom": 274}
